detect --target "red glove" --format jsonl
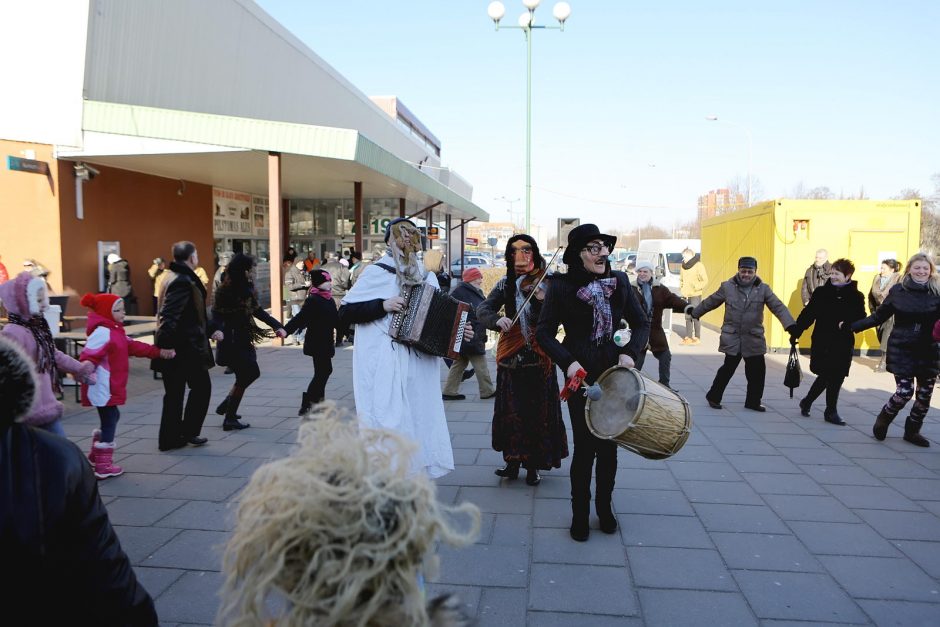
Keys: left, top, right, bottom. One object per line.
{"left": 559, "top": 368, "right": 587, "bottom": 401}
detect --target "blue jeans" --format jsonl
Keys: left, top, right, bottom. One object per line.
{"left": 39, "top": 420, "right": 66, "bottom": 437}
{"left": 97, "top": 405, "right": 121, "bottom": 443}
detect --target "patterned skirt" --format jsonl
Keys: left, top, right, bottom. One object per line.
{"left": 491, "top": 348, "right": 569, "bottom": 469}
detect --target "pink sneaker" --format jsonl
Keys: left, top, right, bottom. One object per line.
{"left": 87, "top": 429, "right": 102, "bottom": 467}
{"left": 93, "top": 442, "right": 124, "bottom": 479}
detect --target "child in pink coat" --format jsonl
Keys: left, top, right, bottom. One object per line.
{"left": 79, "top": 293, "right": 174, "bottom": 479}
{"left": 0, "top": 271, "right": 95, "bottom": 436}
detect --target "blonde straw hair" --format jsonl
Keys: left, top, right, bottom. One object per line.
{"left": 904, "top": 252, "right": 940, "bottom": 295}
{"left": 218, "top": 402, "right": 480, "bottom": 626}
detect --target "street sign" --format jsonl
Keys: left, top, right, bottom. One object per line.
{"left": 465, "top": 237, "right": 479, "bottom": 246}
{"left": 558, "top": 218, "right": 580, "bottom": 247}
{"left": 7, "top": 156, "right": 49, "bottom": 175}
{"left": 487, "top": 236, "right": 498, "bottom": 247}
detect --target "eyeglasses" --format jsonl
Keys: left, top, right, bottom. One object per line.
{"left": 582, "top": 244, "right": 610, "bottom": 256}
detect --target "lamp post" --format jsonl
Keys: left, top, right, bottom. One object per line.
{"left": 705, "top": 115, "right": 753, "bottom": 208}
{"left": 494, "top": 195, "right": 522, "bottom": 229}
{"left": 487, "top": 0, "right": 571, "bottom": 233}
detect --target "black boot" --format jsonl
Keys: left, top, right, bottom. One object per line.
{"left": 596, "top": 499, "right": 618, "bottom": 534}
{"left": 525, "top": 466, "right": 541, "bottom": 486}
{"left": 222, "top": 389, "right": 250, "bottom": 431}
{"left": 216, "top": 395, "right": 242, "bottom": 420}
{"left": 873, "top": 408, "right": 895, "bottom": 441}
{"left": 570, "top": 499, "right": 590, "bottom": 542}
{"left": 298, "top": 392, "right": 312, "bottom": 416}
{"left": 798, "top": 397, "right": 811, "bottom": 417}
{"left": 903, "top": 417, "right": 930, "bottom": 447}
{"left": 824, "top": 409, "right": 846, "bottom": 425}
{"left": 495, "top": 461, "right": 520, "bottom": 479}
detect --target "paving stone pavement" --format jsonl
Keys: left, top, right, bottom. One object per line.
{"left": 61, "top": 327, "right": 940, "bottom": 626}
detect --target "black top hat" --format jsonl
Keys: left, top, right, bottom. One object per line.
{"left": 563, "top": 224, "right": 617, "bottom": 266}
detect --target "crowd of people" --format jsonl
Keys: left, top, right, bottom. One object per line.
{"left": 1, "top": 227, "right": 938, "bottom": 621}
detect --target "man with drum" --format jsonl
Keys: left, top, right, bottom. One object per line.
{"left": 338, "top": 218, "right": 473, "bottom": 478}
{"left": 689, "top": 256, "right": 797, "bottom": 412}
{"left": 537, "top": 224, "right": 650, "bottom": 542}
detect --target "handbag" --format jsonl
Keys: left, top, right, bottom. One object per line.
{"left": 783, "top": 345, "right": 802, "bottom": 398}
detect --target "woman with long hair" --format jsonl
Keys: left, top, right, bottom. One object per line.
{"left": 212, "top": 254, "right": 286, "bottom": 431}
{"left": 477, "top": 234, "right": 568, "bottom": 486}
{"left": 850, "top": 253, "right": 940, "bottom": 446}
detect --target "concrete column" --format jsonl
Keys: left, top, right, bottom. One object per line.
{"left": 267, "top": 152, "right": 283, "bottom": 333}
{"left": 399, "top": 197, "right": 406, "bottom": 218}
{"left": 354, "top": 181, "right": 363, "bottom": 255}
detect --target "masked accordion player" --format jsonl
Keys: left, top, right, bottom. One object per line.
{"left": 389, "top": 283, "right": 470, "bottom": 360}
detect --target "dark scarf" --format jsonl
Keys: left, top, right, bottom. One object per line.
{"left": 213, "top": 283, "right": 272, "bottom": 344}
{"left": 8, "top": 313, "right": 60, "bottom": 394}
{"left": 681, "top": 254, "right": 701, "bottom": 271}
{"left": 169, "top": 261, "right": 207, "bottom": 299}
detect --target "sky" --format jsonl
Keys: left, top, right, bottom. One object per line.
{"left": 254, "top": 0, "right": 939, "bottom": 232}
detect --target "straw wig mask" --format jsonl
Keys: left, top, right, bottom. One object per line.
{"left": 219, "top": 402, "right": 480, "bottom": 626}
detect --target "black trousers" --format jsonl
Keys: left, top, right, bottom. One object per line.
{"left": 306, "top": 355, "right": 334, "bottom": 402}
{"left": 159, "top": 366, "right": 211, "bottom": 449}
{"left": 232, "top": 361, "right": 261, "bottom": 389}
{"left": 804, "top": 375, "right": 845, "bottom": 413}
{"left": 707, "top": 353, "right": 766, "bottom": 406}
{"left": 567, "top": 392, "right": 617, "bottom": 505}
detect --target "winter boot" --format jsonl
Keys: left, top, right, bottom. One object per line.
{"left": 87, "top": 428, "right": 101, "bottom": 466}
{"left": 215, "top": 396, "right": 243, "bottom": 420}
{"left": 298, "top": 392, "right": 312, "bottom": 416}
{"left": 823, "top": 409, "right": 846, "bottom": 426}
{"left": 93, "top": 442, "right": 124, "bottom": 479}
{"left": 903, "top": 417, "right": 930, "bottom": 447}
{"left": 596, "top": 498, "right": 618, "bottom": 534}
{"left": 222, "top": 387, "right": 250, "bottom": 431}
{"left": 872, "top": 408, "right": 896, "bottom": 441}
{"left": 495, "top": 460, "right": 520, "bottom": 479}
{"left": 570, "top": 499, "right": 590, "bottom": 542}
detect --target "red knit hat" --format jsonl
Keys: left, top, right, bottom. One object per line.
{"left": 80, "top": 292, "right": 122, "bottom": 321}
{"left": 462, "top": 267, "right": 483, "bottom": 283}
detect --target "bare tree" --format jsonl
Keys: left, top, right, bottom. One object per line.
{"left": 893, "top": 176, "right": 940, "bottom": 256}
{"left": 726, "top": 175, "right": 765, "bottom": 208}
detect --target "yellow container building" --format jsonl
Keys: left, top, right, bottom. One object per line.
{"left": 699, "top": 199, "right": 922, "bottom": 353}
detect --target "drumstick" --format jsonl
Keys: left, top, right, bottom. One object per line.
{"left": 506, "top": 245, "right": 564, "bottom": 329}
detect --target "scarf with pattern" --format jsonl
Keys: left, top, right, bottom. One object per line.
{"left": 8, "top": 313, "right": 61, "bottom": 394}
{"left": 576, "top": 278, "right": 617, "bottom": 344}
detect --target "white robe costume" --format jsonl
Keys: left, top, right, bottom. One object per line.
{"left": 340, "top": 254, "right": 454, "bottom": 478}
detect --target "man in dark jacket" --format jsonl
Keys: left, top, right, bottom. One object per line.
{"left": 691, "top": 256, "right": 796, "bottom": 412}
{"left": 442, "top": 267, "right": 494, "bottom": 400}
{"left": 537, "top": 224, "right": 650, "bottom": 541}
{"left": 801, "top": 249, "right": 831, "bottom": 305}
{"left": 154, "top": 241, "right": 219, "bottom": 451}
{"left": 0, "top": 336, "right": 158, "bottom": 624}
{"left": 633, "top": 261, "right": 689, "bottom": 389}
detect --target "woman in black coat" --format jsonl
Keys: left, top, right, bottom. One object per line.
{"left": 790, "top": 258, "right": 866, "bottom": 425}
{"left": 851, "top": 253, "right": 940, "bottom": 447}
{"left": 284, "top": 269, "right": 339, "bottom": 415}
{"left": 536, "top": 225, "right": 650, "bottom": 542}
{"left": 211, "top": 254, "right": 286, "bottom": 431}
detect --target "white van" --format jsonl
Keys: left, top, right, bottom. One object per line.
{"left": 635, "top": 239, "right": 701, "bottom": 335}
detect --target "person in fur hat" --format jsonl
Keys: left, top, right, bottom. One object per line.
{"left": 0, "top": 335, "right": 158, "bottom": 623}
{"left": 79, "top": 293, "right": 177, "bottom": 478}
{"left": 0, "top": 271, "right": 95, "bottom": 436}
{"left": 632, "top": 260, "right": 690, "bottom": 389}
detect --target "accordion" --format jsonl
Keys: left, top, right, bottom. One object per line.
{"left": 389, "top": 283, "right": 471, "bottom": 359}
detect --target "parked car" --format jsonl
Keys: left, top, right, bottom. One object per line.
{"left": 450, "top": 255, "right": 493, "bottom": 274}
{"left": 610, "top": 249, "right": 636, "bottom": 272}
